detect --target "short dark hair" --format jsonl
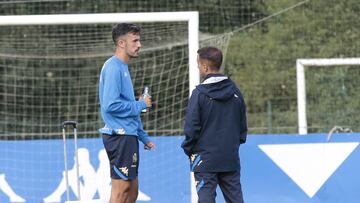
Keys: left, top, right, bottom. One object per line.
{"left": 112, "top": 23, "right": 141, "bottom": 45}
{"left": 197, "top": 46, "right": 223, "bottom": 69}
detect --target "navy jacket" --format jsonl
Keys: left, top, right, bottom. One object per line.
{"left": 181, "top": 73, "right": 247, "bottom": 172}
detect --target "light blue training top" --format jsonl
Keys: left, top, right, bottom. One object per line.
{"left": 98, "top": 56, "right": 150, "bottom": 144}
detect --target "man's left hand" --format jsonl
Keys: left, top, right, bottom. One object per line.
{"left": 144, "top": 141, "right": 156, "bottom": 150}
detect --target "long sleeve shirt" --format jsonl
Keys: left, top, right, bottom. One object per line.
{"left": 98, "top": 56, "right": 150, "bottom": 145}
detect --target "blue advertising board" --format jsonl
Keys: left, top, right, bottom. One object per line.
{"left": 0, "top": 133, "right": 359, "bottom": 203}
{"left": 241, "top": 133, "right": 360, "bottom": 203}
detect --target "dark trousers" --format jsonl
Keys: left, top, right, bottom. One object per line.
{"left": 194, "top": 170, "right": 244, "bottom": 203}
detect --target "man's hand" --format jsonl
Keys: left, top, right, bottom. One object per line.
{"left": 144, "top": 141, "right": 156, "bottom": 150}
{"left": 140, "top": 95, "right": 152, "bottom": 108}
{"left": 144, "top": 96, "right": 152, "bottom": 108}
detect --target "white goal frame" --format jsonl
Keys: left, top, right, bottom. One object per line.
{"left": 0, "top": 11, "right": 200, "bottom": 95}
{"left": 0, "top": 11, "right": 200, "bottom": 203}
{"left": 296, "top": 58, "right": 360, "bottom": 135}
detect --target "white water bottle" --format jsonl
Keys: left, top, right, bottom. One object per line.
{"left": 141, "top": 86, "right": 150, "bottom": 113}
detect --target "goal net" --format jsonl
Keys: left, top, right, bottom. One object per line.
{"left": 0, "top": 12, "right": 203, "bottom": 138}
{"left": 296, "top": 58, "right": 360, "bottom": 134}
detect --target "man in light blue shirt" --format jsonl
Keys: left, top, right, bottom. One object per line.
{"left": 99, "top": 23, "right": 155, "bottom": 203}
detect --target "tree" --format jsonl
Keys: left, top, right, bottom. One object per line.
{"left": 225, "top": 0, "right": 360, "bottom": 133}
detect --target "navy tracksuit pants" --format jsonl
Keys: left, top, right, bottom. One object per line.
{"left": 194, "top": 170, "right": 244, "bottom": 203}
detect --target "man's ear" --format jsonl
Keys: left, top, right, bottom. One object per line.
{"left": 117, "top": 39, "right": 126, "bottom": 48}
{"left": 204, "top": 66, "right": 209, "bottom": 73}
{"left": 202, "top": 62, "right": 209, "bottom": 72}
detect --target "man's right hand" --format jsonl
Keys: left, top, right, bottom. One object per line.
{"left": 140, "top": 95, "right": 152, "bottom": 108}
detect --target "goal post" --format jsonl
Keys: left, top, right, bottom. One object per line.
{"left": 0, "top": 11, "right": 200, "bottom": 97}
{"left": 296, "top": 58, "right": 360, "bottom": 135}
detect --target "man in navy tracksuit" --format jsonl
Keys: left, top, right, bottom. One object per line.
{"left": 182, "top": 47, "right": 247, "bottom": 203}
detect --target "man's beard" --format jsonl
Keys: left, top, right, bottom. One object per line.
{"left": 130, "top": 50, "right": 140, "bottom": 58}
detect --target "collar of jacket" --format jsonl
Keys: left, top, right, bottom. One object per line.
{"left": 202, "top": 73, "right": 228, "bottom": 85}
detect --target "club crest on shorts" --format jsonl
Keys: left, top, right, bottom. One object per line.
{"left": 132, "top": 153, "right": 138, "bottom": 167}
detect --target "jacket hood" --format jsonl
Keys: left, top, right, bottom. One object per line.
{"left": 196, "top": 74, "right": 237, "bottom": 101}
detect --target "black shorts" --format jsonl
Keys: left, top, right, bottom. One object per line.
{"left": 102, "top": 134, "right": 139, "bottom": 180}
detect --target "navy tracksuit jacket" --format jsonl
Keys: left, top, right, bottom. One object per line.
{"left": 181, "top": 73, "right": 247, "bottom": 172}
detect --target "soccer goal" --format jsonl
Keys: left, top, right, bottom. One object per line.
{"left": 0, "top": 12, "right": 204, "bottom": 203}
{"left": 296, "top": 58, "right": 360, "bottom": 134}
{"left": 0, "top": 12, "right": 199, "bottom": 138}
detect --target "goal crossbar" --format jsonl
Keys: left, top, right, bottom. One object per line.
{"left": 296, "top": 58, "right": 360, "bottom": 135}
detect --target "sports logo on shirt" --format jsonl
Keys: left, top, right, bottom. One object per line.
{"left": 190, "top": 154, "right": 196, "bottom": 162}
{"left": 117, "top": 128, "right": 125, "bottom": 135}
